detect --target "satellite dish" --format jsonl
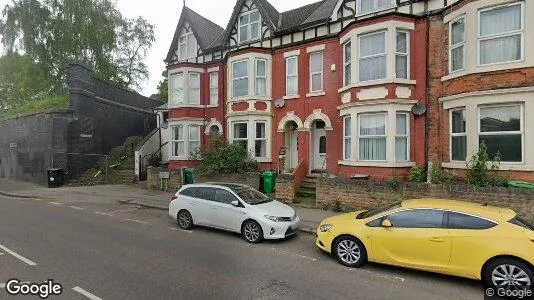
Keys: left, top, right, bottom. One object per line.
{"left": 411, "top": 103, "right": 427, "bottom": 116}
{"left": 274, "top": 98, "right": 285, "bottom": 108}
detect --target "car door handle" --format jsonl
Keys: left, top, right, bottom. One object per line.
{"left": 429, "top": 237, "right": 444, "bottom": 242}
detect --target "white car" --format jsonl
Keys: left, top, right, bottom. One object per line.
{"left": 168, "top": 183, "right": 300, "bottom": 243}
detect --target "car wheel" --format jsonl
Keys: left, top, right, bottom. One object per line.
{"left": 177, "top": 210, "right": 193, "bottom": 230}
{"left": 333, "top": 236, "right": 367, "bottom": 268}
{"left": 242, "top": 220, "right": 263, "bottom": 244}
{"left": 483, "top": 258, "right": 533, "bottom": 297}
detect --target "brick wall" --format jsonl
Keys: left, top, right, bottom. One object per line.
{"left": 316, "top": 177, "right": 534, "bottom": 223}
{"left": 146, "top": 167, "right": 261, "bottom": 191}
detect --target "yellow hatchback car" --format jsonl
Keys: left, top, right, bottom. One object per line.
{"left": 316, "top": 199, "right": 534, "bottom": 291}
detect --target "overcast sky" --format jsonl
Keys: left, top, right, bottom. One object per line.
{"left": 0, "top": 0, "right": 321, "bottom": 97}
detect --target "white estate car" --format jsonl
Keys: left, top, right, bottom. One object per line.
{"left": 169, "top": 183, "right": 300, "bottom": 243}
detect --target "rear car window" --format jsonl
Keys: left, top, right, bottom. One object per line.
{"left": 179, "top": 187, "right": 197, "bottom": 197}
{"left": 447, "top": 212, "right": 497, "bottom": 230}
{"left": 508, "top": 217, "right": 534, "bottom": 231}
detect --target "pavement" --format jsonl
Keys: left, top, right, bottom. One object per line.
{"left": 0, "top": 185, "right": 482, "bottom": 299}
{"left": 0, "top": 179, "right": 337, "bottom": 234}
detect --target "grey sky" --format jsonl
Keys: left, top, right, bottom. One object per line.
{"left": 0, "top": 0, "right": 321, "bottom": 97}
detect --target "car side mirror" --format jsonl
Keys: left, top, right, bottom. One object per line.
{"left": 231, "top": 200, "right": 239, "bottom": 207}
{"left": 381, "top": 219, "right": 393, "bottom": 228}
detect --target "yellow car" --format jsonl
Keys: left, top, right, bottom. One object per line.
{"left": 316, "top": 199, "right": 534, "bottom": 291}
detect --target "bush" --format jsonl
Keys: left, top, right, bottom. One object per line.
{"left": 190, "top": 134, "right": 259, "bottom": 176}
{"left": 429, "top": 160, "right": 453, "bottom": 184}
{"left": 466, "top": 142, "right": 507, "bottom": 187}
{"left": 409, "top": 165, "right": 426, "bottom": 183}
{"left": 386, "top": 176, "right": 399, "bottom": 191}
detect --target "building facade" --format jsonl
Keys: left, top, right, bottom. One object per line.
{"left": 158, "top": 0, "right": 533, "bottom": 181}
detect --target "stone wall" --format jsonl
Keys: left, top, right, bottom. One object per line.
{"left": 316, "top": 177, "right": 534, "bottom": 223}
{"left": 0, "top": 109, "right": 74, "bottom": 184}
{"left": 275, "top": 174, "right": 296, "bottom": 202}
{"left": 68, "top": 62, "right": 156, "bottom": 155}
{"left": 146, "top": 167, "right": 261, "bottom": 192}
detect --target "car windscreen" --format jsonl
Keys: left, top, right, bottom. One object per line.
{"left": 234, "top": 187, "right": 272, "bottom": 205}
{"left": 357, "top": 202, "right": 402, "bottom": 219}
{"left": 509, "top": 217, "right": 534, "bottom": 231}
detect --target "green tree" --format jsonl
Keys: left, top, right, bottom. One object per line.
{"left": 154, "top": 70, "right": 168, "bottom": 106}
{"left": 0, "top": 52, "right": 52, "bottom": 109}
{"left": 0, "top": 0, "right": 155, "bottom": 94}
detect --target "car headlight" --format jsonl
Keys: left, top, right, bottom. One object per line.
{"left": 265, "top": 215, "right": 285, "bottom": 222}
{"left": 319, "top": 224, "right": 333, "bottom": 232}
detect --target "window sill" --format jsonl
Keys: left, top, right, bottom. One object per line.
{"left": 168, "top": 104, "right": 204, "bottom": 109}
{"left": 229, "top": 96, "right": 271, "bottom": 102}
{"left": 441, "top": 59, "right": 527, "bottom": 82}
{"left": 206, "top": 104, "right": 219, "bottom": 108}
{"left": 306, "top": 91, "right": 326, "bottom": 98}
{"left": 255, "top": 157, "right": 272, "bottom": 163}
{"left": 442, "top": 162, "right": 534, "bottom": 171}
{"left": 357, "top": 6, "right": 397, "bottom": 17}
{"left": 338, "top": 78, "right": 416, "bottom": 93}
{"left": 283, "top": 95, "right": 300, "bottom": 100}
{"left": 338, "top": 160, "right": 415, "bottom": 168}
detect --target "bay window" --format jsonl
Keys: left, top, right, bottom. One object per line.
{"left": 255, "top": 59, "right": 267, "bottom": 96}
{"left": 233, "top": 122, "right": 248, "bottom": 150}
{"left": 359, "top": 0, "right": 395, "bottom": 15}
{"left": 450, "top": 17, "right": 466, "bottom": 72}
{"left": 170, "top": 72, "right": 184, "bottom": 105}
{"left": 239, "top": 10, "right": 261, "bottom": 43}
{"left": 358, "top": 113, "right": 387, "bottom": 161}
{"left": 171, "top": 123, "right": 202, "bottom": 159}
{"left": 172, "top": 125, "right": 185, "bottom": 157}
{"left": 310, "top": 51, "right": 323, "bottom": 92}
{"left": 479, "top": 105, "right": 522, "bottom": 162}
{"left": 450, "top": 109, "right": 467, "bottom": 161}
{"left": 359, "top": 32, "right": 387, "bottom": 82}
{"left": 395, "top": 31, "right": 408, "bottom": 79}
{"left": 395, "top": 114, "right": 409, "bottom": 161}
{"left": 189, "top": 125, "right": 200, "bottom": 153}
{"left": 343, "top": 116, "right": 351, "bottom": 160}
{"left": 286, "top": 56, "right": 298, "bottom": 96}
{"left": 188, "top": 73, "right": 200, "bottom": 105}
{"left": 255, "top": 122, "right": 267, "bottom": 158}
{"left": 478, "top": 3, "right": 523, "bottom": 65}
{"left": 169, "top": 70, "right": 202, "bottom": 107}
{"left": 232, "top": 60, "right": 248, "bottom": 98}
{"left": 344, "top": 42, "right": 352, "bottom": 85}
{"left": 210, "top": 72, "right": 218, "bottom": 105}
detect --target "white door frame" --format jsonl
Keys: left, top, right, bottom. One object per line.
{"left": 310, "top": 120, "right": 327, "bottom": 172}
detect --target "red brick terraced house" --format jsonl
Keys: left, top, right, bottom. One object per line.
{"left": 428, "top": 0, "right": 534, "bottom": 181}
{"left": 155, "top": 0, "right": 534, "bottom": 182}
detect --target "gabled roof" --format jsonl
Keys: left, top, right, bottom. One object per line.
{"left": 301, "top": 0, "right": 339, "bottom": 26}
{"left": 279, "top": 1, "right": 323, "bottom": 32}
{"left": 221, "top": 0, "right": 280, "bottom": 47}
{"left": 167, "top": 1, "right": 342, "bottom": 59}
{"left": 165, "top": 6, "right": 224, "bottom": 63}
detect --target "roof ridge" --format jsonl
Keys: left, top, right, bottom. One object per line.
{"left": 184, "top": 6, "right": 224, "bottom": 32}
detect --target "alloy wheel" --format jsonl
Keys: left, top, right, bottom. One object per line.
{"left": 178, "top": 211, "right": 192, "bottom": 229}
{"left": 337, "top": 239, "right": 361, "bottom": 265}
{"left": 492, "top": 264, "right": 532, "bottom": 290}
{"left": 243, "top": 222, "right": 261, "bottom": 243}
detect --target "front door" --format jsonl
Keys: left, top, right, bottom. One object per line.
{"left": 286, "top": 129, "right": 298, "bottom": 170}
{"left": 369, "top": 209, "right": 451, "bottom": 271}
{"left": 312, "top": 121, "right": 327, "bottom": 171}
